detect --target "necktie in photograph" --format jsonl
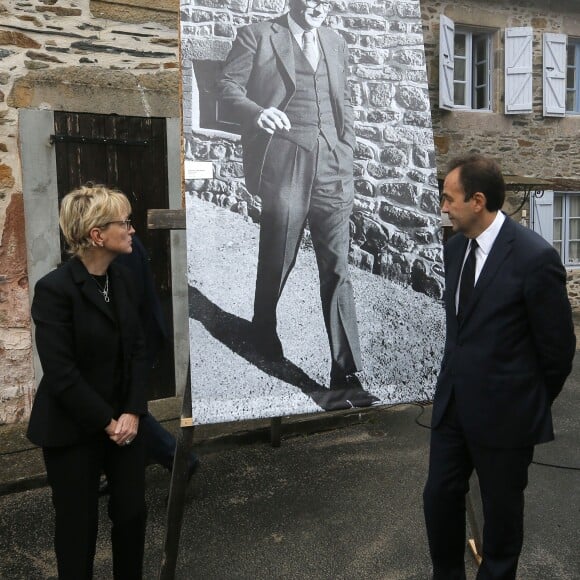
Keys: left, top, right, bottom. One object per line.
{"left": 303, "top": 30, "right": 318, "bottom": 70}
{"left": 458, "top": 239, "right": 478, "bottom": 322}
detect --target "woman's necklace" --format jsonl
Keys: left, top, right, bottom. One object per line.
{"left": 91, "top": 272, "right": 110, "bottom": 303}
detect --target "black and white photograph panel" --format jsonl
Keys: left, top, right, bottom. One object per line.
{"left": 183, "top": 0, "right": 445, "bottom": 424}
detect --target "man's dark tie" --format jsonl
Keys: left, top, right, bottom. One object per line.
{"left": 458, "top": 239, "right": 478, "bottom": 322}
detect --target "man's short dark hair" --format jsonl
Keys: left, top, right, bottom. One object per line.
{"left": 447, "top": 154, "right": 505, "bottom": 212}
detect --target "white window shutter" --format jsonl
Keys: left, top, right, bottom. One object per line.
{"left": 505, "top": 27, "right": 533, "bottom": 114}
{"left": 531, "top": 190, "right": 554, "bottom": 243}
{"left": 543, "top": 33, "right": 567, "bottom": 117}
{"left": 439, "top": 14, "right": 455, "bottom": 110}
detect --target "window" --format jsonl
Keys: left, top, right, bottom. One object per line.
{"left": 533, "top": 191, "right": 580, "bottom": 266}
{"left": 566, "top": 40, "right": 580, "bottom": 113}
{"left": 554, "top": 193, "right": 580, "bottom": 265}
{"left": 453, "top": 30, "right": 491, "bottom": 109}
{"left": 185, "top": 60, "right": 241, "bottom": 134}
{"left": 439, "top": 15, "right": 493, "bottom": 111}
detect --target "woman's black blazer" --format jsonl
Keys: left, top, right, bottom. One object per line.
{"left": 27, "top": 257, "right": 149, "bottom": 447}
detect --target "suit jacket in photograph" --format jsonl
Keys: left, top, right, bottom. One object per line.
{"left": 433, "top": 216, "right": 576, "bottom": 448}
{"left": 27, "top": 257, "right": 148, "bottom": 447}
{"left": 217, "top": 14, "right": 355, "bottom": 196}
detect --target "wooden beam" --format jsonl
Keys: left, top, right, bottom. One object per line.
{"left": 148, "top": 208, "right": 185, "bottom": 230}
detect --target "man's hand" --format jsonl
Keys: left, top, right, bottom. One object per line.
{"left": 257, "top": 107, "right": 291, "bottom": 134}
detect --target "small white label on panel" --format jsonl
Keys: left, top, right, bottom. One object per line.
{"left": 185, "top": 161, "right": 213, "bottom": 179}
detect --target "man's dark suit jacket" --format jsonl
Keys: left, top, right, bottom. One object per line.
{"left": 217, "top": 14, "right": 355, "bottom": 196}
{"left": 433, "top": 216, "right": 576, "bottom": 448}
{"left": 116, "top": 235, "right": 168, "bottom": 362}
{"left": 27, "top": 257, "right": 148, "bottom": 447}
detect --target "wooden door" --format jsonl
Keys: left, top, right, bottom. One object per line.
{"left": 53, "top": 111, "right": 175, "bottom": 400}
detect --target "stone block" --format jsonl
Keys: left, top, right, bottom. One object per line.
{"left": 377, "top": 251, "right": 411, "bottom": 286}
{"left": 219, "top": 161, "right": 244, "bottom": 178}
{"left": 393, "top": 47, "right": 424, "bottom": 67}
{"left": 197, "top": 0, "right": 250, "bottom": 13}
{"left": 368, "top": 81, "right": 394, "bottom": 107}
{"left": 182, "top": 37, "right": 232, "bottom": 61}
{"left": 354, "top": 141, "right": 375, "bottom": 160}
{"left": 355, "top": 179, "right": 375, "bottom": 197}
{"left": 0, "top": 31, "right": 40, "bottom": 49}
{"left": 380, "top": 145, "right": 407, "bottom": 166}
{"left": 395, "top": 85, "right": 429, "bottom": 112}
{"left": 355, "top": 124, "right": 382, "bottom": 141}
{"left": 379, "top": 200, "right": 430, "bottom": 228}
{"left": 381, "top": 182, "right": 418, "bottom": 205}
{"left": 396, "top": 1, "right": 420, "bottom": 18}
{"left": 367, "top": 162, "right": 391, "bottom": 179}
{"left": 251, "top": 0, "right": 286, "bottom": 13}
{"left": 348, "top": 245, "right": 374, "bottom": 272}
{"left": 36, "top": 5, "right": 82, "bottom": 16}
{"left": 411, "top": 259, "right": 443, "bottom": 300}
{"left": 343, "top": 17, "right": 386, "bottom": 31}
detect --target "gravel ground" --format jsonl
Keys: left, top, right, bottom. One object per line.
{"left": 186, "top": 197, "right": 445, "bottom": 425}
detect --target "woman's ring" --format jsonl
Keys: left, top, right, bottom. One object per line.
{"left": 125, "top": 439, "right": 133, "bottom": 446}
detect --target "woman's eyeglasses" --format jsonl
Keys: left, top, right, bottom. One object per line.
{"left": 99, "top": 219, "right": 132, "bottom": 230}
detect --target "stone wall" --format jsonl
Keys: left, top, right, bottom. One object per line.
{"left": 0, "top": 0, "right": 179, "bottom": 423}
{"left": 181, "top": 0, "right": 444, "bottom": 300}
{"left": 567, "top": 269, "right": 580, "bottom": 312}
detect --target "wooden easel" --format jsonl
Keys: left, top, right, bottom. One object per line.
{"left": 148, "top": 208, "right": 483, "bottom": 578}
{"left": 158, "top": 371, "right": 283, "bottom": 580}
{"left": 148, "top": 209, "right": 283, "bottom": 580}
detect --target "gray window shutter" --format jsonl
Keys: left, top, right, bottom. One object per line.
{"left": 531, "top": 190, "right": 554, "bottom": 244}
{"left": 505, "top": 27, "right": 533, "bottom": 114}
{"left": 439, "top": 14, "right": 455, "bottom": 110}
{"left": 543, "top": 33, "right": 567, "bottom": 117}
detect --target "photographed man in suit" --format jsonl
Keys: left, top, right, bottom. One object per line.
{"left": 217, "top": 0, "right": 369, "bottom": 399}
{"left": 423, "top": 155, "right": 576, "bottom": 579}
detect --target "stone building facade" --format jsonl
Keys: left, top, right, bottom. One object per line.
{"left": 2, "top": 0, "right": 580, "bottom": 425}
{"left": 420, "top": 0, "right": 580, "bottom": 307}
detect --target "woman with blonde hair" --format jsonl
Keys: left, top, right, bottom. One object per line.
{"left": 27, "top": 184, "right": 148, "bottom": 579}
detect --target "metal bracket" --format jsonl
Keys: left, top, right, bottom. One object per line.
{"left": 49, "top": 134, "right": 153, "bottom": 146}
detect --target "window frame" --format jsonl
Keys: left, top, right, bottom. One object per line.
{"left": 439, "top": 16, "right": 494, "bottom": 112}
{"left": 554, "top": 192, "right": 580, "bottom": 266}
{"left": 566, "top": 39, "right": 580, "bottom": 114}
{"left": 453, "top": 28, "right": 493, "bottom": 111}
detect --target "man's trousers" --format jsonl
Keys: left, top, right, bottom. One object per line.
{"left": 252, "top": 134, "right": 362, "bottom": 378}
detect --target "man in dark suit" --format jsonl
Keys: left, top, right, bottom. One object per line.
{"left": 423, "top": 154, "right": 576, "bottom": 580}
{"left": 217, "top": 0, "right": 366, "bottom": 394}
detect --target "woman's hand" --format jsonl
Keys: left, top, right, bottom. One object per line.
{"left": 108, "top": 413, "right": 139, "bottom": 446}
{"left": 105, "top": 418, "right": 119, "bottom": 442}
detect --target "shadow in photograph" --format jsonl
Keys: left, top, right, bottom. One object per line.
{"left": 188, "top": 285, "right": 380, "bottom": 411}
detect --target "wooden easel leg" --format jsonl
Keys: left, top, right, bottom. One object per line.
{"left": 466, "top": 491, "right": 483, "bottom": 566}
{"left": 270, "top": 417, "right": 282, "bottom": 448}
{"left": 159, "top": 371, "right": 194, "bottom": 580}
